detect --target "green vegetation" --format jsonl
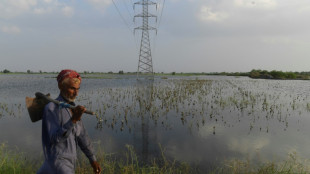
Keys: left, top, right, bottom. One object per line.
{"left": 249, "top": 69, "right": 310, "bottom": 80}
{"left": 204, "top": 72, "right": 250, "bottom": 76}
{"left": 1, "top": 142, "right": 309, "bottom": 174}
{"left": 1, "top": 69, "right": 309, "bottom": 80}
{"left": 0, "top": 143, "right": 42, "bottom": 174}
{"left": 162, "top": 70, "right": 310, "bottom": 80}
{"left": 76, "top": 144, "right": 194, "bottom": 174}
{"left": 0, "top": 142, "right": 194, "bottom": 174}
{"left": 154, "top": 72, "right": 249, "bottom": 76}
{"left": 2, "top": 69, "right": 10, "bottom": 73}
{"left": 0, "top": 69, "right": 57, "bottom": 74}
{"left": 215, "top": 152, "right": 310, "bottom": 174}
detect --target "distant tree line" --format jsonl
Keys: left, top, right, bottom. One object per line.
{"left": 1, "top": 69, "right": 46, "bottom": 74}
{"left": 2, "top": 69, "right": 10, "bottom": 73}
{"left": 206, "top": 72, "right": 249, "bottom": 76}
{"left": 249, "top": 69, "right": 310, "bottom": 80}
{"left": 1, "top": 69, "right": 310, "bottom": 80}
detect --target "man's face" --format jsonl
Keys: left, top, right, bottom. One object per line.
{"left": 59, "top": 78, "right": 80, "bottom": 102}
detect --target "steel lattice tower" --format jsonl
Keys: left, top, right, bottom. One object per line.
{"left": 134, "top": 0, "right": 157, "bottom": 77}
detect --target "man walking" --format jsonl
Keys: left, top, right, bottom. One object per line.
{"left": 37, "top": 69, "right": 102, "bottom": 174}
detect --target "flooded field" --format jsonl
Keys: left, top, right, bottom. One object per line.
{"left": 1, "top": 74, "right": 310, "bottom": 172}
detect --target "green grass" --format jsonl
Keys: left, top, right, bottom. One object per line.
{"left": 214, "top": 152, "right": 310, "bottom": 174}
{"left": 0, "top": 143, "right": 42, "bottom": 174}
{"left": 0, "top": 142, "right": 194, "bottom": 174}
{"left": 1, "top": 142, "right": 309, "bottom": 174}
{"left": 76, "top": 144, "right": 194, "bottom": 174}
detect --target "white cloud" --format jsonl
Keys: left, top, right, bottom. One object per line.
{"left": 87, "top": 0, "right": 111, "bottom": 6}
{"left": 0, "top": 0, "right": 37, "bottom": 18}
{"left": 1, "top": 25, "right": 21, "bottom": 34}
{"left": 87, "top": 0, "right": 111, "bottom": 12}
{"left": 234, "top": 0, "right": 277, "bottom": 9}
{"left": 9, "top": 0, "right": 37, "bottom": 10}
{"left": 0, "top": 0, "right": 75, "bottom": 18}
{"left": 260, "top": 36, "right": 310, "bottom": 48}
{"left": 198, "top": 6, "right": 228, "bottom": 22}
{"left": 298, "top": 5, "right": 310, "bottom": 13}
{"left": 62, "top": 6, "right": 74, "bottom": 17}
{"left": 261, "top": 36, "right": 292, "bottom": 45}
{"left": 33, "top": 7, "right": 52, "bottom": 14}
{"left": 44, "top": 0, "right": 53, "bottom": 3}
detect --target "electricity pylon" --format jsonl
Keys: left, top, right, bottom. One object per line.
{"left": 134, "top": 0, "right": 157, "bottom": 78}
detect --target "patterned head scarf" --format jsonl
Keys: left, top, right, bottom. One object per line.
{"left": 57, "top": 69, "right": 81, "bottom": 84}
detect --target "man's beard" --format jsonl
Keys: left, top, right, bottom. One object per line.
{"left": 61, "top": 92, "right": 76, "bottom": 103}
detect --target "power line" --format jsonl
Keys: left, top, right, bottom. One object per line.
{"left": 152, "top": 0, "right": 165, "bottom": 64}
{"left": 121, "top": 0, "right": 134, "bottom": 20}
{"left": 111, "top": 0, "right": 133, "bottom": 33}
{"left": 111, "top": 0, "right": 141, "bottom": 57}
{"left": 130, "top": 0, "right": 135, "bottom": 8}
{"left": 156, "top": 0, "right": 165, "bottom": 30}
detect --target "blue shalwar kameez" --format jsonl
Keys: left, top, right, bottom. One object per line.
{"left": 37, "top": 95, "right": 96, "bottom": 174}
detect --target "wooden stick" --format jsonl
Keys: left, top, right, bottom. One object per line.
{"left": 35, "top": 92, "right": 95, "bottom": 115}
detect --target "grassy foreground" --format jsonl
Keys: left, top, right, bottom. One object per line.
{"left": 1, "top": 142, "right": 309, "bottom": 174}
{"left": 212, "top": 153, "right": 310, "bottom": 174}
{"left": 0, "top": 143, "right": 42, "bottom": 173}
{"left": 75, "top": 144, "right": 193, "bottom": 174}
{"left": 0, "top": 143, "right": 193, "bottom": 174}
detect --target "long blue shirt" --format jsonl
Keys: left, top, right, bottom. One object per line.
{"left": 38, "top": 95, "right": 96, "bottom": 174}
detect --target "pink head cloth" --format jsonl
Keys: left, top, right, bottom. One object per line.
{"left": 57, "top": 69, "right": 81, "bottom": 84}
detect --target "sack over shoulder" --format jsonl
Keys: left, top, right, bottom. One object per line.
{"left": 25, "top": 94, "right": 50, "bottom": 122}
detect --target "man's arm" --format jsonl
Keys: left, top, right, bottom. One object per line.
{"left": 77, "top": 121, "right": 102, "bottom": 173}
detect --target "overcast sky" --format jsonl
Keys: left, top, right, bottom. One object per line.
{"left": 1, "top": 0, "right": 310, "bottom": 73}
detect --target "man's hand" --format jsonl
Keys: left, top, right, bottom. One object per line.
{"left": 91, "top": 161, "right": 102, "bottom": 174}
{"left": 71, "top": 105, "right": 86, "bottom": 123}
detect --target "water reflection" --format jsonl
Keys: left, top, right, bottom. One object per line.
{"left": 135, "top": 79, "right": 155, "bottom": 164}
{"left": 2, "top": 74, "right": 310, "bottom": 172}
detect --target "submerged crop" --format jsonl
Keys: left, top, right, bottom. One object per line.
{"left": 74, "top": 78, "right": 310, "bottom": 135}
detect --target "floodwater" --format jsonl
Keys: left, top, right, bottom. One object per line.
{"left": 1, "top": 74, "right": 310, "bottom": 172}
